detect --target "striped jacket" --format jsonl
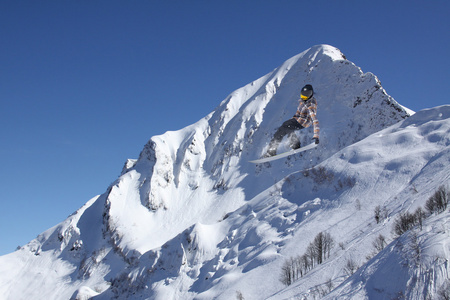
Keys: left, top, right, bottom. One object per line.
{"left": 293, "top": 96, "right": 320, "bottom": 138}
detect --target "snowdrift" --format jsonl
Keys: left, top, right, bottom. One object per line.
{"left": 1, "top": 45, "right": 449, "bottom": 300}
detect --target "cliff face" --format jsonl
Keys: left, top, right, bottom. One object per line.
{"left": 133, "top": 44, "right": 409, "bottom": 225}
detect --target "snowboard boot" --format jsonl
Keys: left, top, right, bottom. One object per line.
{"left": 291, "top": 140, "right": 301, "bottom": 150}
{"left": 289, "top": 134, "right": 301, "bottom": 150}
{"left": 265, "top": 147, "right": 277, "bottom": 157}
{"left": 265, "top": 141, "right": 278, "bottom": 157}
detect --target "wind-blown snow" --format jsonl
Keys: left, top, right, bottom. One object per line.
{"left": 1, "top": 45, "right": 449, "bottom": 300}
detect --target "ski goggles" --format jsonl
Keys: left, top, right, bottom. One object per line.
{"left": 300, "top": 94, "right": 309, "bottom": 100}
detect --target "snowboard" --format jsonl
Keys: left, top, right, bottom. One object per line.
{"left": 249, "top": 142, "right": 318, "bottom": 164}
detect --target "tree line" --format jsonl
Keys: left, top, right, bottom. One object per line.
{"left": 280, "top": 231, "right": 334, "bottom": 286}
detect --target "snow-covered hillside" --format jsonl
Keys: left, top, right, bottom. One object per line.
{"left": 1, "top": 45, "right": 449, "bottom": 300}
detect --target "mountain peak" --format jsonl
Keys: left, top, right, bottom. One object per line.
{"left": 303, "top": 44, "right": 348, "bottom": 61}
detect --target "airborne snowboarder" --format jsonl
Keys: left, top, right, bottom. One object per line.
{"left": 265, "top": 84, "right": 320, "bottom": 157}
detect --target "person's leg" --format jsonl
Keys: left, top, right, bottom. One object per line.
{"left": 288, "top": 119, "right": 304, "bottom": 149}
{"left": 267, "top": 119, "right": 303, "bottom": 156}
{"left": 289, "top": 132, "right": 301, "bottom": 150}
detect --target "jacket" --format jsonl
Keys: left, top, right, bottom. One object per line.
{"left": 293, "top": 96, "right": 320, "bottom": 138}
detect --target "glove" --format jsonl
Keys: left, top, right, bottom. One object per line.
{"left": 312, "top": 137, "right": 319, "bottom": 144}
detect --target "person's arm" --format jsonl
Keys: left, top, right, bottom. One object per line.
{"left": 308, "top": 104, "right": 320, "bottom": 142}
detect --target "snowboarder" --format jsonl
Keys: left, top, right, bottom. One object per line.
{"left": 265, "top": 84, "right": 320, "bottom": 157}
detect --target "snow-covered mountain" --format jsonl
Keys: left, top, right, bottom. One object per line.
{"left": 1, "top": 45, "right": 449, "bottom": 300}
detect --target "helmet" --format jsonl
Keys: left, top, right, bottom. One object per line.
{"left": 300, "top": 84, "right": 314, "bottom": 100}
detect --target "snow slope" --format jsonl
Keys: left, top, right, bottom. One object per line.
{"left": 270, "top": 105, "right": 450, "bottom": 300}
{"left": 1, "top": 45, "right": 449, "bottom": 300}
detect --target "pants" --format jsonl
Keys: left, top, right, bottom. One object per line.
{"left": 268, "top": 119, "right": 304, "bottom": 153}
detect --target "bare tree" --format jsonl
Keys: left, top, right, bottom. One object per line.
{"left": 324, "top": 232, "right": 335, "bottom": 260}
{"left": 325, "top": 277, "right": 334, "bottom": 294}
{"left": 313, "top": 232, "right": 325, "bottom": 264}
{"left": 374, "top": 205, "right": 382, "bottom": 224}
{"left": 306, "top": 243, "right": 316, "bottom": 269}
{"left": 312, "top": 232, "right": 334, "bottom": 265}
{"left": 394, "top": 211, "right": 418, "bottom": 236}
{"left": 355, "top": 199, "right": 361, "bottom": 211}
{"left": 280, "top": 257, "right": 296, "bottom": 286}
{"left": 372, "top": 234, "right": 387, "bottom": 252}
{"left": 414, "top": 207, "right": 425, "bottom": 230}
{"left": 344, "top": 258, "right": 359, "bottom": 277}
{"left": 298, "top": 254, "right": 309, "bottom": 278}
{"left": 236, "top": 290, "right": 244, "bottom": 300}
{"left": 280, "top": 232, "right": 335, "bottom": 286}
{"left": 374, "top": 205, "right": 389, "bottom": 224}
{"left": 426, "top": 185, "right": 449, "bottom": 215}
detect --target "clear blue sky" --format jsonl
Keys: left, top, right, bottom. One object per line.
{"left": 0, "top": 1, "right": 449, "bottom": 255}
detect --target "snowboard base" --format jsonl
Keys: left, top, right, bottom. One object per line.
{"left": 249, "top": 143, "right": 318, "bottom": 164}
